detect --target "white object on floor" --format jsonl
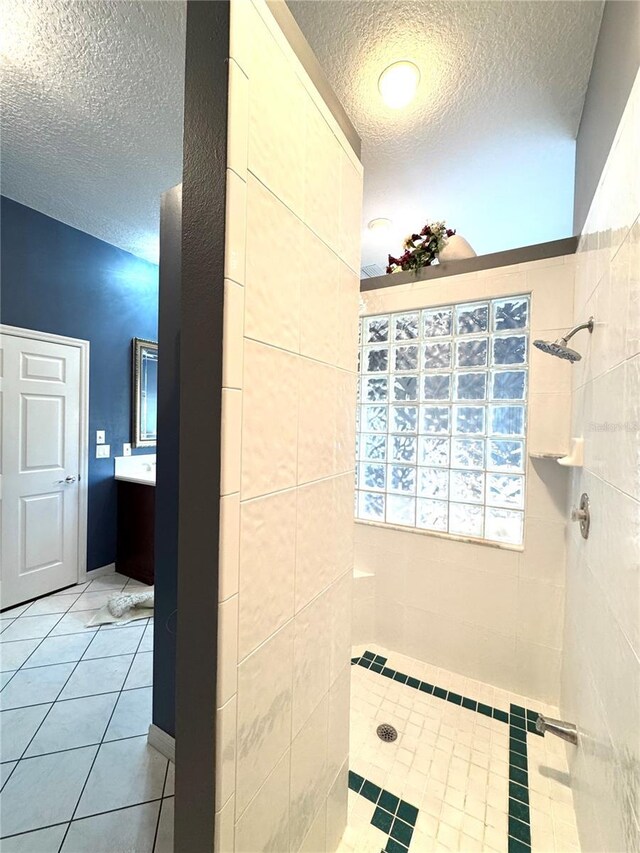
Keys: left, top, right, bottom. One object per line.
{"left": 86, "top": 587, "right": 154, "bottom": 627}
{"left": 439, "top": 234, "right": 477, "bottom": 261}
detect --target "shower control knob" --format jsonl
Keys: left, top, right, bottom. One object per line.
{"left": 571, "top": 493, "right": 590, "bottom": 540}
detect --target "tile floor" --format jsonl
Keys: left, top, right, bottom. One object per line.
{"left": 0, "top": 572, "right": 173, "bottom": 853}
{"left": 340, "top": 644, "right": 580, "bottom": 853}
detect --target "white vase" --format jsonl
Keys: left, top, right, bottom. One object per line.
{"left": 439, "top": 234, "right": 476, "bottom": 262}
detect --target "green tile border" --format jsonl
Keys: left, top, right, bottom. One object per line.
{"left": 351, "top": 651, "right": 545, "bottom": 852}
{"left": 348, "top": 770, "right": 418, "bottom": 853}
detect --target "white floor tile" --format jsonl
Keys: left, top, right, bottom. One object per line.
{"left": 0, "top": 663, "right": 75, "bottom": 710}
{"left": 82, "top": 626, "right": 144, "bottom": 660}
{"left": 100, "top": 615, "right": 150, "bottom": 631}
{"left": 164, "top": 761, "right": 174, "bottom": 797}
{"left": 59, "top": 655, "right": 134, "bottom": 700}
{"left": 138, "top": 623, "right": 154, "bottom": 653}
{"left": 0, "top": 761, "right": 17, "bottom": 790}
{"left": 155, "top": 797, "right": 174, "bottom": 853}
{"left": 0, "top": 745, "right": 97, "bottom": 836}
{"left": 23, "top": 593, "right": 80, "bottom": 617}
{"left": 24, "top": 692, "right": 119, "bottom": 757}
{"left": 124, "top": 651, "right": 153, "bottom": 690}
{"left": 0, "top": 615, "right": 61, "bottom": 643}
{"left": 49, "top": 610, "right": 101, "bottom": 637}
{"left": 1, "top": 671, "right": 16, "bottom": 688}
{"left": 61, "top": 801, "right": 160, "bottom": 853}
{"left": 85, "top": 572, "right": 131, "bottom": 591}
{"left": 0, "top": 704, "right": 51, "bottom": 762}
{"left": 70, "top": 590, "right": 125, "bottom": 612}
{"left": 22, "top": 632, "right": 96, "bottom": 669}
{"left": 0, "top": 640, "right": 40, "bottom": 672}
{"left": 75, "top": 736, "right": 167, "bottom": 819}
{"left": 1, "top": 619, "right": 15, "bottom": 634}
{"left": 0, "top": 824, "right": 68, "bottom": 852}
{"left": 0, "top": 603, "right": 30, "bottom": 618}
{"left": 104, "top": 687, "right": 152, "bottom": 742}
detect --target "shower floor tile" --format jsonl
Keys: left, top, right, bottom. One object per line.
{"left": 340, "top": 644, "right": 580, "bottom": 853}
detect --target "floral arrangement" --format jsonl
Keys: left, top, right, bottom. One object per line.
{"left": 386, "top": 221, "right": 456, "bottom": 274}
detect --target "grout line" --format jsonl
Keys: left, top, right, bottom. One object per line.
{"left": 0, "top": 796, "right": 174, "bottom": 844}
{"left": 151, "top": 761, "right": 172, "bottom": 852}
{"left": 57, "top": 621, "right": 153, "bottom": 852}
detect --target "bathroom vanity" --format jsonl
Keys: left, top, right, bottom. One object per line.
{"left": 115, "top": 455, "right": 156, "bottom": 585}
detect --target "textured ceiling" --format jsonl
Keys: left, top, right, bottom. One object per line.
{"left": 289, "top": 0, "right": 603, "bottom": 273}
{"left": 1, "top": 0, "right": 602, "bottom": 269}
{"left": 0, "top": 0, "right": 185, "bottom": 263}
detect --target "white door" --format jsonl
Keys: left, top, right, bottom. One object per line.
{"left": 0, "top": 331, "right": 86, "bottom": 609}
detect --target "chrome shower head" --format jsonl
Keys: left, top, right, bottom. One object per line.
{"left": 533, "top": 339, "right": 582, "bottom": 362}
{"left": 533, "top": 317, "right": 594, "bottom": 363}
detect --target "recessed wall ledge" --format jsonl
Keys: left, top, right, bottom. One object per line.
{"left": 355, "top": 519, "right": 524, "bottom": 552}
{"left": 360, "top": 236, "right": 579, "bottom": 291}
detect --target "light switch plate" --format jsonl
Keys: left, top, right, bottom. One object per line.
{"left": 96, "top": 430, "right": 106, "bottom": 445}
{"left": 123, "top": 443, "right": 132, "bottom": 457}
{"left": 96, "top": 444, "right": 110, "bottom": 459}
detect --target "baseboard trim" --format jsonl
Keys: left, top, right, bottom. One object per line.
{"left": 148, "top": 723, "right": 175, "bottom": 763}
{"left": 79, "top": 563, "right": 116, "bottom": 583}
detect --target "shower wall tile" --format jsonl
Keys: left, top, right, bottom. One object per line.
{"left": 562, "top": 68, "right": 640, "bottom": 853}
{"left": 214, "top": 794, "right": 235, "bottom": 853}
{"left": 241, "top": 339, "right": 299, "bottom": 500}
{"left": 292, "top": 590, "right": 330, "bottom": 737}
{"left": 224, "top": 168, "right": 247, "bottom": 286}
{"left": 236, "top": 620, "right": 293, "bottom": 815}
{"left": 357, "top": 249, "right": 577, "bottom": 703}
{"left": 218, "top": 493, "right": 240, "bottom": 602}
{"left": 220, "top": 389, "right": 242, "bottom": 496}
{"left": 238, "top": 488, "right": 296, "bottom": 660}
{"left": 290, "top": 692, "right": 330, "bottom": 851}
{"left": 304, "top": 100, "right": 341, "bottom": 252}
{"left": 235, "top": 750, "right": 291, "bottom": 853}
{"left": 222, "top": 280, "right": 245, "bottom": 390}
{"left": 220, "top": 2, "right": 362, "bottom": 849}
{"left": 217, "top": 595, "right": 238, "bottom": 708}
{"left": 227, "top": 59, "right": 248, "bottom": 179}
{"left": 215, "top": 695, "right": 237, "bottom": 810}
{"left": 245, "top": 175, "right": 302, "bottom": 353}
{"left": 300, "top": 801, "right": 327, "bottom": 853}
{"left": 299, "top": 230, "right": 340, "bottom": 364}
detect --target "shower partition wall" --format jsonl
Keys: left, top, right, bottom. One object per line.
{"left": 214, "top": 2, "right": 363, "bottom": 851}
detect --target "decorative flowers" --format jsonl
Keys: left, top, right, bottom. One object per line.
{"left": 386, "top": 221, "right": 456, "bottom": 274}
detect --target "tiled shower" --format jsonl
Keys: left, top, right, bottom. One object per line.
{"left": 349, "top": 67, "right": 639, "bottom": 853}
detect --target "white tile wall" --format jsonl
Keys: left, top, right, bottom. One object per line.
{"left": 356, "top": 254, "right": 577, "bottom": 704}
{"left": 561, "top": 68, "right": 640, "bottom": 853}
{"left": 216, "top": 2, "right": 363, "bottom": 850}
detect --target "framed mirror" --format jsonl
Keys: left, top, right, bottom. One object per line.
{"left": 132, "top": 338, "right": 158, "bottom": 447}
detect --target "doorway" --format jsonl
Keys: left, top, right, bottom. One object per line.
{"left": 0, "top": 326, "right": 89, "bottom": 610}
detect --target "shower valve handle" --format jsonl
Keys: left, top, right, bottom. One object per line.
{"left": 570, "top": 507, "right": 587, "bottom": 522}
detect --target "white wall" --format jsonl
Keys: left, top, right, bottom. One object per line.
{"left": 561, "top": 68, "right": 640, "bottom": 853}
{"left": 215, "top": 2, "right": 362, "bottom": 851}
{"left": 356, "top": 254, "right": 577, "bottom": 703}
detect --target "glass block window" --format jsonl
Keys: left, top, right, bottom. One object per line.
{"left": 356, "top": 296, "right": 530, "bottom": 545}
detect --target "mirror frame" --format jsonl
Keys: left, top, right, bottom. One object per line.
{"left": 132, "top": 337, "right": 158, "bottom": 448}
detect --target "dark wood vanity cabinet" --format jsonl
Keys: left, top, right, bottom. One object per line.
{"left": 117, "top": 481, "right": 155, "bottom": 585}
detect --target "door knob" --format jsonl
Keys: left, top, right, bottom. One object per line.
{"left": 57, "top": 476, "right": 77, "bottom": 484}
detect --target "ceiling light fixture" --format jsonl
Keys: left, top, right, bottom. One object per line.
{"left": 378, "top": 60, "right": 421, "bottom": 109}
{"left": 367, "top": 217, "right": 393, "bottom": 231}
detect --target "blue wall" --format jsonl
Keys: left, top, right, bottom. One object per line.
{"left": 1, "top": 197, "right": 159, "bottom": 572}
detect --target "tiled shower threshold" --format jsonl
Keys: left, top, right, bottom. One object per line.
{"left": 340, "top": 645, "right": 579, "bottom": 853}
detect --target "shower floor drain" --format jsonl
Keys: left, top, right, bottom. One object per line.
{"left": 376, "top": 723, "right": 398, "bottom": 743}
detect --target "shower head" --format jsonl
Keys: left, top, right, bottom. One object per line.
{"left": 533, "top": 317, "right": 594, "bottom": 363}
{"left": 533, "top": 339, "right": 582, "bottom": 362}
